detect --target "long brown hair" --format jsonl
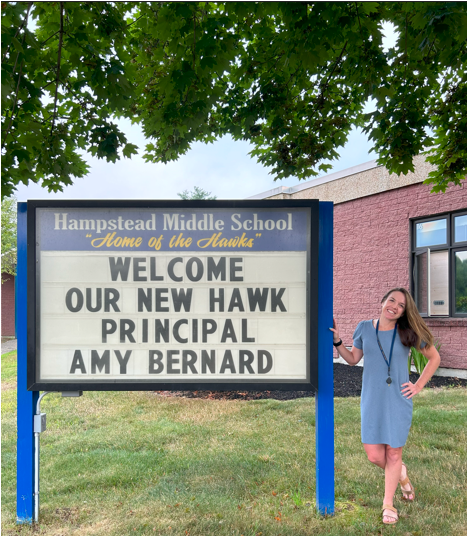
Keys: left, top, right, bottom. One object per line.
{"left": 381, "top": 288, "right": 434, "bottom": 350}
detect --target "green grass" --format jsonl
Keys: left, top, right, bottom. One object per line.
{"left": 2, "top": 351, "right": 467, "bottom": 535}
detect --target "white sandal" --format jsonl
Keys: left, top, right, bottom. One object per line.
{"left": 382, "top": 504, "right": 398, "bottom": 525}
{"left": 400, "top": 462, "right": 415, "bottom": 501}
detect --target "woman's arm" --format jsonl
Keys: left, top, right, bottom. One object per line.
{"left": 330, "top": 319, "right": 364, "bottom": 366}
{"left": 401, "top": 344, "right": 441, "bottom": 399}
{"left": 335, "top": 343, "right": 364, "bottom": 366}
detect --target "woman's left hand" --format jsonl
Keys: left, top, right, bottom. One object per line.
{"left": 401, "top": 381, "right": 422, "bottom": 399}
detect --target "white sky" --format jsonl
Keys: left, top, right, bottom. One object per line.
{"left": 14, "top": 24, "right": 397, "bottom": 202}
{"left": 15, "top": 125, "right": 375, "bottom": 202}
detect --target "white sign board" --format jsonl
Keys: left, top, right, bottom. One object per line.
{"left": 28, "top": 201, "right": 319, "bottom": 390}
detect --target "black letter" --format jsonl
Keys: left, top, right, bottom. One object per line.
{"left": 91, "top": 350, "right": 110, "bottom": 374}
{"left": 155, "top": 288, "right": 169, "bottom": 312}
{"left": 66, "top": 288, "right": 83, "bottom": 312}
{"left": 120, "top": 319, "right": 136, "bottom": 343}
{"left": 242, "top": 319, "right": 255, "bottom": 342}
{"left": 219, "top": 350, "right": 236, "bottom": 373}
{"left": 201, "top": 350, "right": 215, "bottom": 373}
{"left": 133, "top": 258, "right": 147, "bottom": 281}
{"left": 171, "top": 288, "right": 193, "bottom": 312}
{"left": 230, "top": 258, "right": 243, "bottom": 282}
{"left": 186, "top": 257, "right": 203, "bottom": 282}
{"left": 202, "top": 319, "right": 217, "bottom": 342}
{"left": 104, "top": 288, "right": 120, "bottom": 312}
{"left": 207, "top": 257, "right": 226, "bottom": 281}
{"left": 168, "top": 257, "right": 183, "bottom": 282}
{"left": 167, "top": 350, "right": 180, "bottom": 374}
{"left": 109, "top": 257, "right": 131, "bottom": 281}
{"left": 114, "top": 350, "right": 131, "bottom": 374}
{"left": 149, "top": 350, "right": 163, "bottom": 373}
{"left": 221, "top": 319, "right": 237, "bottom": 343}
{"left": 182, "top": 350, "right": 198, "bottom": 374}
{"left": 86, "top": 288, "right": 102, "bottom": 312}
{"left": 247, "top": 288, "right": 269, "bottom": 312}
{"left": 209, "top": 288, "right": 224, "bottom": 312}
{"left": 271, "top": 288, "right": 287, "bottom": 312}
{"left": 70, "top": 350, "right": 86, "bottom": 374}
{"left": 228, "top": 288, "right": 245, "bottom": 312}
{"left": 142, "top": 318, "right": 148, "bottom": 343}
{"left": 258, "top": 350, "right": 273, "bottom": 374}
{"left": 150, "top": 257, "right": 164, "bottom": 281}
{"left": 102, "top": 319, "right": 117, "bottom": 343}
{"left": 173, "top": 319, "right": 188, "bottom": 343}
{"left": 239, "top": 350, "right": 254, "bottom": 374}
{"left": 138, "top": 288, "right": 152, "bottom": 312}
{"left": 155, "top": 319, "right": 169, "bottom": 343}
{"left": 192, "top": 319, "right": 198, "bottom": 343}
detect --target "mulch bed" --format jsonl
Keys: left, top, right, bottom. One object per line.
{"left": 155, "top": 363, "right": 467, "bottom": 401}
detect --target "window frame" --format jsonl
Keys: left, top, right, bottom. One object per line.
{"left": 452, "top": 211, "right": 467, "bottom": 246}
{"left": 452, "top": 247, "right": 467, "bottom": 317}
{"left": 411, "top": 209, "right": 467, "bottom": 319}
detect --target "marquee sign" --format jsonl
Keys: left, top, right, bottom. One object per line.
{"left": 27, "top": 200, "right": 319, "bottom": 391}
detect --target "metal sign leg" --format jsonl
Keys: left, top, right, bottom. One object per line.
{"left": 17, "top": 202, "right": 38, "bottom": 524}
{"left": 316, "top": 201, "right": 334, "bottom": 515}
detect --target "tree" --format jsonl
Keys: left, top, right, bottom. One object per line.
{"left": 2, "top": 2, "right": 466, "bottom": 199}
{"left": 177, "top": 186, "right": 217, "bottom": 200}
{"left": 1, "top": 196, "right": 17, "bottom": 280}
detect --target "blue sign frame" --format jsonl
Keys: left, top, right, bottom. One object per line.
{"left": 16, "top": 200, "right": 334, "bottom": 521}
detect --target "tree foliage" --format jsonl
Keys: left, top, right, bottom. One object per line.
{"left": 1, "top": 196, "right": 17, "bottom": 278}
{"left": 2, "top": 2, "right": 466, "bottom": 199}
{"left": 177, "top": 186, "right": 217, "bottom": 200}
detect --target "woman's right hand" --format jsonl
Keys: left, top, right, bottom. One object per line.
{"left": 329, "top": 318, "right": 340, "bottom": 343}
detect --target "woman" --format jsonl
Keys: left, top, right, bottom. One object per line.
{"left": 330, "top": 288, "right": 440, "bottom": 525}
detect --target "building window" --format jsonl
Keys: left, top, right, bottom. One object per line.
{"left": 412, "top": 210, "right": 467, "bottom": 318}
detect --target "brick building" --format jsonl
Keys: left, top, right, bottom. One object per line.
{"left": 250, "top": 155, "right": 467, "bottom": 371}
{"left": 1, "top": 273, "right": 16, "bottom": 337}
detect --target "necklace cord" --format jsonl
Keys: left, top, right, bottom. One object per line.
{"left": 376, "top": 320, "right": 397, "bottom": 379}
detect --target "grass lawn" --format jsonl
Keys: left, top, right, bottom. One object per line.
{"left": 2, "top": 350, "right": 467, "bottom": 535}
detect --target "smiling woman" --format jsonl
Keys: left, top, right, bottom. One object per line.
{"left": 330, "top": 287, "right": 441, "bottom": 525}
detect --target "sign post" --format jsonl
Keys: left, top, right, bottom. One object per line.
{"left": 316, "top": 201, "right": 334, "bottom": 515}
{"left": 17, "top": 202, "right": 39, "bottom": 523}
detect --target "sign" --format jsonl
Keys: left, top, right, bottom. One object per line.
{"left": 27, "top": 200, "right": 319, "bottom": 391}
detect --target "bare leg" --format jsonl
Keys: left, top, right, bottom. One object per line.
{"left": 363, "top": 444, "right": 402, "bottom": 524}
{"left": 363, "top": 443, "right": 386, "bottom": 469}
{"left": 384, "top": 446, "right": 403, "bottom": 506}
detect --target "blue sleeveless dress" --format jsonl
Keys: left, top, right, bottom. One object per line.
{"left": 353, "top": 320, "right": 414, "bottom": 448}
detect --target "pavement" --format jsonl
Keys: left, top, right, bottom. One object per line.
{"left": 1, "top": 338, "right": 17, "bottom": 354}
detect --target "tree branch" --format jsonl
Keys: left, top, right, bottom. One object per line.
{"left": 51, "top": 2, "right": 64, "bottom": 135}
{"left": 318, "top": 41, "right": 348, "bottom": 103}
{"left": 1, "top": 3, "right": 32, "bottom": 148}
{"left": 1, "top": 1, "right": 33, "bottom": 63}
{"left": 126, "top": 14, "right": 145, "bottom": 29}
{"left": 41, "top": 30, "right": 61, "bottom": 47}
{"left": 354, "top": 2, "right": 362, "bottom": 34}
{"left": 193, "top": 11, "right": 196, "bottom": 71}
{"left": 2, "top": 62, "right": 24, "bottom": 149}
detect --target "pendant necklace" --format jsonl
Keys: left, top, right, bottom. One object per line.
{"left": 375, "top": 320, "right": 397, "bottom": 385}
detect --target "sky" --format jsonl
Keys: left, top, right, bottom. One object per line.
{"left": 15, "top": 124, "right": 376, "bottom": 202}
{"left": 14, "top": 24, "right": 397, "bottom": 203}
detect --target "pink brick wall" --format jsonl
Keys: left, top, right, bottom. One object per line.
{"left": 333, "top": 181, "right": 467, "bottom": 370}
{"left": 1, "top": 273, "right": 15, "bottom": 337}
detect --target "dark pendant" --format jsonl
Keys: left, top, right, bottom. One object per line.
{"left": 386, "top": 377, "right": 392, "bottom": 385}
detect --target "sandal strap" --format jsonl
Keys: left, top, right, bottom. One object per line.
{"left": 382, "top": 505, "right": 397, "bottom": 514}
{"left": 399, "top": 476, "right": 410, "bottom": 486}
